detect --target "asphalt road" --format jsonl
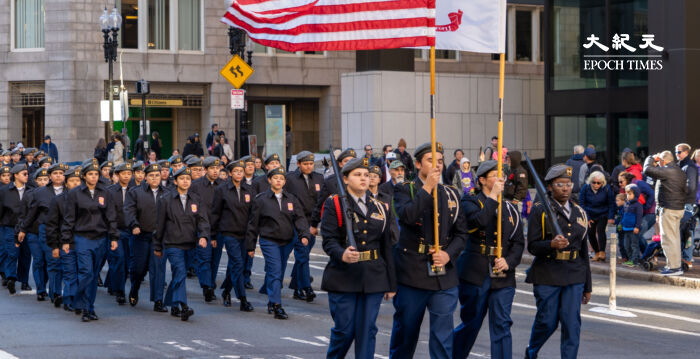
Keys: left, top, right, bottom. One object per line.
{"left": 0, "top": 247, "right": 699, "bottom": 359}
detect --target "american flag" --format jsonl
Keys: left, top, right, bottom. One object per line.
{"left": 221, "top": 0, "right": 436, "bottom": 52}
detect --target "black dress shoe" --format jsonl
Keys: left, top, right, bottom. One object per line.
{"left": 267, "top": 302, "right": 274, "bottom": 314}
{"left": 63, "top": 303, "right": 73, "bottom": 312}
{"left": 180, "top": 305, "right": 194, "bottom": 321}
{"left": 74, "top": 308, "right": 82, "bottom": 316}
{"left": 37, "top": 292, "right": 47, "bottom": 301}
{"left": 186, "top": 268, "right": 196, "bottom": 278}
{"left": 129, "top": 289, "right": 138, "bottom": 307}
{"left": 81, "top": 313, "right": 91, "bottom": 322}
{"left": 153, "top": 300, "right": 168, "bottom": 313}
{"left": 171, "top": 307, "right": 181, "bottom": 318}
{"left": 107, "top": 288, "right": 114, "bottom": 296}
{"left": 310, "top": 276, "right": 314, "bottom": 283}
{"left": 304, "top": 287, "right": 316, "bottom": 302}
{"left": 222, "top": 292, "right": 232, "bottom": 307}
{"left": 116, "top": 292, "right": 126, "bottom": 305}
{"left": 203, "top": 287, "right": 212, "bottom": 302}
{"left": 7, "top": 280, "right": 16, "bottom": 295}
{"left": 272, "top": 304, "right": 288, "bottom": 320}
{"left": 88, "top": 311, "right": 99, "bottom": 321}
{"left": 239, "top": 297, "right": 254, "bottom": 312}
{"left": 54, "top": 295, "right": 63, "bottom": 308}
{"left": 97, "top": 276, "right": 103, "bottom": 287}
{"left": 21, "top": 283, "right": 31, "bottom": 291}
{"left": 244, "top": 282, "right": 254, "bottom": 290}
{"left": 293, "top": 289, "right": 308, "bottom": 301}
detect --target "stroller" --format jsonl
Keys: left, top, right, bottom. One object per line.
{"left": 640, "top": 235, "right": 692, "bottom": 272}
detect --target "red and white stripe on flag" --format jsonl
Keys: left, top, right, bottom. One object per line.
{"left": 221, "top": 0, "right": 436, "bottom": 52}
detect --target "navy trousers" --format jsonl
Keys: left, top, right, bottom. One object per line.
{"left": 0, "top": 227, "right": 6, "bottom": 277}
{"left": 17, "top": 234, "right": 31, "bottom": 285}
{"left": 61, "top": 247, "right": 78, "bottom": 308}
{"left": 164, "top": 247, "right": 188, "bottom": 307}
{"left": 40, "top": 225, "right": 62, "bottom": 299}
{"left": 3, "top": 225, "right": 20, "bottom": 280}
{"left": 130, "top": 233, "right": 166, "bottom": 302}
{"left": 243, "top": 252, "right": 254, "bottom": 286}
{"left": 327, "top": 292, "right": 383, "bottom": 359}
{"left": 453, "top": 277, "right": 515, "bottom": 359}
{"left": 106, "top": 230, "right": 129, "bottom": 293}
{"left": 289, "top": 233, "right": 314, "bottom": 290}
{"left": 390, "top": 285, "right": 458, "bottom": 359}
{"left": 196, "top": 238, "right": 214, "bottom": 288}
{"left": 74, "top": 235, "right": 108, "bottom": 312}
{"left": 26, "top": 232, "right": 47, "bottom": 294}
{"left": 221, "top": 236, "right": 247, "bottom": 298}
{"left": 526, "top": 283, "right": 584, "bottom": 359}
{"left": 259, "top": 238, "right": 294, "bottom": 304}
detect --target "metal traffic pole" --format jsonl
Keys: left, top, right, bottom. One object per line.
{"left": 589, "top": 230, "right": 636, "bottom": 317}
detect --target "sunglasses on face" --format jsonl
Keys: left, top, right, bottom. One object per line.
{"left": 591, "top": 181, "right": 602, "bottom": 185}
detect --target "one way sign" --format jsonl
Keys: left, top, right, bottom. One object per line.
{"left": 219, "top": 55, "right": 254, "bottom": 89}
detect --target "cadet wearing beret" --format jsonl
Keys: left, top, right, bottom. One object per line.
{"left": 211, "top": 160, "right": 255, "bottom": 311}
{"left": 284, "top": 150, "right": 324, "bottom": 302}
{"left": 123, "top": 163, "right": 169, "bottom": 312}
{"left": 320, "top": 157, "right": 397, "bottom": 359}
{"left": 452, "top": 160, "right": 525, "bottom": 359}
{"left": 252, "top": 153, "right": 282, "bottom": 194}
{"left": 240, "top": 155, "right": 256, "bottom": 186}
{"left": 0, "top": 165, "right": 11, "bottom": 185}
{"left": 0, "top": 164, "right": 30, "bottom": 294}
{"left": 157, "top": 160, "right": 173, "bottom": 189}
{"left": 129, "top": 161, "right": 146, "bottom": 187}
{"left": 22, "top": 148, "right": 38, "bottom": 177}
{"left": 104, "top": 162, "right": 135, "bottom": 305}
{"left": 9, "top": 148, "right": 22, "bottom": 166}
{"left": 190, "top": 156, "right": 224, "bottom": 302}
{"left": 0, "top": 165, "right": 8, "bottom": 284}
{"left": 239, "top": 155, "right": 257, "bottom": 288}
{"left": 99, "top": 161, "right": 114, "bottom": 186}
{"left": 185, "top": 156, "right": 205, "bottom": 181}
{"left": 389, "top": 142, "right": 468, "bottom": 359}
{"left": 38, "top": 156, "right": 53, "bottom": 169}
{"left": 61, "top": 162, "right": 119, "bottom": 322}
{"left": 154, "top": 167, "right": 210, "bottom": 321}
{"left": 310, "top": 148, "right": 357, "bottom": 230}
{"left": 169, "top": 155, "right": 185, "bottom": 173}
{"left": 245, "top": 167, "right": 312, "bottom": 319}
{"left": 524, "top": 164, "right": 592, "bottom": 359}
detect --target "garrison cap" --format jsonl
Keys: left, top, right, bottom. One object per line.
{"left": 33, "top": 168, "right": 49, "bottom": 180}
{"left": 82, "top": 163, "right": 100, "bottom": 176}
{"left": 226, "top": 160, "right": 245, "bottom": 171}
{"left": 65, "top": 166, "right": 81, "bottom": 179}
{"left": 145, "top": 163, "right": 161, "bottom": 174}
{"left": 38, "top": 157, "right": 53, "bottom": 166}
{"left": 157, "top": 159, "right": 170, "bottom": 169}
{"left": 132, "top": 161, "right": 145, "bottom": 172}
{"left": 369, "top": 165, "right": 382, "bottom": 176}
{"left": 0, "top": 166, "right": 10, "bottom": 175}
{"left": 23, "top": 148, "right": 37, "bottom": 156}
{"left": 186, "top": 156, "right": 203, "bottom": 168}
{"left": 203, "top": 156, "right": 221, "bottom": 168}
{"left": 266, "top": 167, "right": 286, "bottom": 178}
{"left": 545, "top": 164, "right": 573, "bottom": 183}
{"left": 389, "top": 160, "right": 405, "bottom": 170}
{"left": 11, "top": 164, "right": 27, "bottom": 174}
{"left": 341, "top": 158, "right": 369, "bottom": 176}
{"left": 169, "top": 155, "right": 183, "bottom": 165}
{"left": 183, "top": 154, "right": 196, "bottom": 163}
{"left": 99, "top": 161, "right": 113, "bottom": 170}
{"left": 240, "top": 155, "right": 254, "bottom": 164}
{"left": 336, "top": 148, "right": 357, "bottom": 163}
{"left": 296, "top": 151, "right": 315, "bottom": 163}
{"left": 114, "top": 162, "right": 133, "bottom": 173}
{"left": 476, "top": 160, "right": 498, "bottom": 178}
{"left": 48, "top": 163, "right": 68, "bottom": 174}
{"left": 173, "top": 167, "right": 192, "bottom": 179}
{"left": 414, "top": 142, "right": 444, "bottom": 161}
{"left": 265, "top": 153, "right": 281, "bottom": 165}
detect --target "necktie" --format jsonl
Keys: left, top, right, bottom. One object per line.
{"left": 153, "top": 190, "right": 158, "bottom": 203}
{"left": 18, "top": 188, "right": 24, "bottom": 201}
{"left": 122, "top": 187, "right": 127, "bottom": 203}
{"left": 55, "top": 187, "right": 62, "bottom": 195}
{"left": 236, "top": 186, "right": 240, "bottom": 201}
{"left": 90, "top": 190, "right": 94, "bottom": 199}
{"left": 181, "top": 195, "right": 187, "bottom": 211}
{"left": 357, "top": 197, "right": 367, "bottom": 216}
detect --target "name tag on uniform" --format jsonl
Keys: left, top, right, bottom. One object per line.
{"left": 371, "top": 212, "right": 385, "bottom": 221}
{"left": 98, "top": 196, "right": 104, "bottom": 206}
{"left": 315, "top": 184, "right": 320, "bottom": 191}
{"left": 244, "top": 194, "right": 250, "bottom": 203}
{"left": 191, "top": 204, "right": 198, "bottom": 213}
{"left": 287, "top": 202, "right": 294, "bottom": 211}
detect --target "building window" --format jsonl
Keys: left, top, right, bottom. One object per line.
{"left": 14, "top": 0, "right": 44, "bottom": 49}
{"left": 515, "top": 10, "right": 532, "bottom": 61}
{"left": 118, "top": 0, "right": 139, "bottom": 49}
{"left": 551, "top": 115, "right": 607, "bottom": 165}
{"left": 610, "top": 0, "right": 648, "bottom": 87}
{"left": 616, "top": 113, "right": 648, "bottom": 159}
{"left": 539, "top": 9, "right": 544, "bottom": 62}
{"left": 148, "top": 0, "right": 170, "bottom": 50}
{"left": 435, "top": 50, "right": 457, "bottom": 60}
{"left": 178, "top": 0, "right": 201, "bottom": 50}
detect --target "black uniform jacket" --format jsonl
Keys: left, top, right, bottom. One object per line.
{"left": 311, "top": 174, "right": 341, "bottom": 227}
{"left": 252, "top": 174, "right": 271, "bottom": 195}
{"left": 190, "top": 176, "right": 224, "bottom": 221}
{"left": 211, "top": 181, "right": 255, "bottom": 238}
{"left": 369, "top": 189, "right": 400, "bottom": 245}
{"left": 45, "top": 192, "right": 69, "bottom": 249}
{"left": 284, "top": 169, "right": 324, "bottom": 219}
{"left": 525, "top": 198, "right": 592, "bottom": 293}
{"left": 393, "top": 179, "right": 467, "bottom": 291}
{"left": 154, "top": 190, "right": 210, "bottom": 252}
{"left": 107, "top": 183, "right": 133, "bottom": 230}
{"left": 245, "top": 190, "right": 312, "bottom": 250}
{"left": 124, "top": 184, "right": 168, "bottom": 234}
{"left": 20, "top": 185, "right": 61, "bottom": 234}
{"left": 320, "top": 193, "right": 397, "bottom": 294}
{"left": 61, "top": 184, "right": 119, "bottom": 244}
{"left": 0, "top": 183, "right": 26, "bottom": 227}
{"left": 458, "top": 192, "right": 524, "bottom": 289}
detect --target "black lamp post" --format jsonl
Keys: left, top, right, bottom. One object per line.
{"left": 228, "top": 26, "right": 254, "bottom": 159}
{"left": 100, "top": 5, "right": 122, "bottom": 136}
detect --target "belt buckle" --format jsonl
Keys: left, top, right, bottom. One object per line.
{"left": 556, "top": 250, "right": 571, "bottom": 260}
{"left": 358, "top": 251, "right": 371, "bottom": 262}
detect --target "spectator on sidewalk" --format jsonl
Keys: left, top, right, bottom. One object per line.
{"left": 132, "top": 135, "right": 146, "bottom": 161}
{"left": 610, "top": 149, "right": 632, "bottom": 193}
{"left": 446, "top": 149, "right": 464, "bottom": 183}
{"left": 579, "top": 171, "right": 615, "bottom": 262}
{"left": 39, "top": 135, "right": 58, "bottom": 162}
{"left": 481, "top": 136, "right": 498, "bottom": 162}
{"left": 206, "top": 123, "right": 218, "bottom": 154}
{"left": 618, "top": 171, "right": 655, "bottom": 253}
{"left": 579, "top": 148, "right": 607, "bottom": 188}
{"left": 613, "top": 194, "right": 628, "bottom": 261}
{"left": 452, "top": 157, "right": 476, "bottom": 196}
{"left": 94, "top": 138, "right": 108, "bottom": 164}
{"left": 621, "top": 151, "right": 643, "bottom": 180}
{"left": 676, "top": 143, "right": 697, "bottom": 268}
{"left": 643, "top": 151, "right": 687, "bottom": 276}
{"left": 151, "top": 132, "right": 162, "bottom": 160}
{"left": 504, "top": 151, "right": 529, "bottom": 208}
{"left": 394, "top": 138, "right": 414, "bottom": 180}
{"left": 566, "top": 145, "right": 586, "bottom": 196}
{"left": 621, "top": 184, "right": 643, "bottom": 267}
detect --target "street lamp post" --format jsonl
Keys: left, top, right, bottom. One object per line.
{"left": 227, "top": 26, "right": 253, "bottom": 159}
{"left": 100, "top": 6, "right": 122, "bottom": 137}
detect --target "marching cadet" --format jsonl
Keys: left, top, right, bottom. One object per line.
{"left": 389, "top": 142, "right": 467, "bottom": 359}
{"left": 0, "top": 165, "right": 10, "bottom": 185}
{"left": 46, "top": 165, "right": 82, "bottom": 312}
{"left": 241, "top": 155, "right": 256, "bottom": 186}
{"left": 22, "top": 148, "right": 38, "bottom": 176}
{"left": 245, "top": 167, "right": 312, "bottom": 319}
{"left": 61, "top": 162, "right": 120, "bottom": 322}
{"left": 320, "top": 158, "right": 397, "bottom": 359}
{"left": 186, "top": 156, "right": 205, "bottom": 181}
{"left": 18, "top": 168, "right": 51, "bottom": 301}
{"left": 368, "top": 165, "right": 392, "bottom": 205}
{"left": 524, "top": 164, "right": 592, "bottom": 359}
{"left": 284, "top": 151, "right": 323, "bottom": 302}
{"left": 310, "top": 148, "right": 357, "bottom": 232}
{"left": 10, "top": 148, "right": 21, "bottom": 166}
{"left": 452, "top": 160, "right": 524, "bottom": 359}
{"left": 105, "top": 162, "right": 134, "bottom": 305}
{"left": 190, "top": 156, "right": 224, "bottom": 302}
{"left": 1, "top": 164, "right": 30, "bottom": 294}
{"left": 169, "top": 155, "right": 185, "bottom": 182}
{"left": 130, "top": 161, "right": 145, "bottom": 187}
{"left": 184, "top": 156, "right": 204, "bottom": 277}
{"left": 252, "top": 153, "right": 282, "bottom": 193}
{"left": 154, "top": 167, "right": 210, "bottom": 322}
{"left": 99, "top": 161, "right": 113, "bottom": 186}
{"left": 157, "top": 159, "right": 173, "bottom": 189}
{"left": 211, "top": 160, "right": 255, "bottom": 311}
{"left": 0, "top": 165, "right": 9, "bottom": 286}
{"left": 241, "top": 155, "right": 257, "bottom": 288}
{"left": 38, "top": 156, "right": 53, "bottom": 171}
{"left": 123, "top": 163, "right": 169, "bottom": 312}
{"left": 1, "top": 151, "right": 10, "bottom": 166}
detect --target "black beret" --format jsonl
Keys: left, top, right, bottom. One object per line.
{"left": 114, "top": 162, "right": 133, "bottom": 173}
{"left": 203, "top": 156, "right": 221, "bottom": 168}
{"left": 132, "top": 161, "right": 145, "bottom": 172}
{"left": 145, "top": 163, "right": 160, "bottom": 174}
{"left": 11, "top": 164, "right": 27, "bottom": 174}
{"left": 336, "top": 148, "right": 357, "bottom": 163}
{"left": 169, "top": 155, "right": 183, "bottom": 165}
{"left": 265, "top": 153, "right": 281, "bottom": 165}
{"left": 186, "top": 156, "right": 203, "bottom": 168}
{"left": 266, "top": 167, "right": 286, "bottom": 178}
{"left": 296, "top": 151, "right": 315, "bottom": 163}
{"left": 23, "top": 148, "right": 37, "bottom": 156}
{"left": 99, "top": 161, "right": 113, "bottom": 170}
{"left": 157, "top": 160, "right": 170, "bottom": 169}
{"left": 33, "top": 168, "right": 49, "bottom": 179}
{"left": 226, "top": 160, "right": 245, "bottom": 171}
{"left": 173, "top": 167, "right": 192, "bottom": 179}
{"left": 369, "top": 165, "right": 382, "bottom": 176}
{"left": 545, "top": 164, "right": 573, "bottom": 183}
{"left": 240, "top": 155, "right": 254, "bottom": 164}
{"left": 38, "top": 157, "right": 53, "bottom": 166}
{"left": 0, "top": 166, "right": 10, "bottom": 175}
{"left": 414, "top": 142, "right": 444, "bottom": 161}
{"left": 65, "top": 166, "right": 81, "bottom": 179}
{"left": 82, "top": 163, "right": 100, "bottom": 176}
{"left": 341, "top": 158, "right": 370, "bottom": 176}
{"left": 476, "top": 160, "right": 498, "bottom": 178}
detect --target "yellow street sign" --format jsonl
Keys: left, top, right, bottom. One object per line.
{"left": 220, "top": 55, "right": 254, "bottom": 89}
{"left": 130, "top": 99, "right": 183, "bottom": 106}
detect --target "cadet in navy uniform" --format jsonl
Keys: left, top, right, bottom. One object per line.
{"left": 46, "top": 165, "right": 82, "bottom": 311}
{"left": 246, "top": 167, "right": 312, "bottom": 319}
{"left": 389, "top": 142, "right": 467, "bottom": 359}
{"left": 252, "top": 153, "right": 282, "bottom": 194}
{"left": 99, "top": 161, "right": 113, "bottom": 186}
{"left": 124, "top": 163, "right": 169, "bottom": 312}
{"left": 129, "top": 161, "right": 145, "bottom": 188}
{"left": 22, "top": 148, "right": 39, "bottom": 177}
{"left": 157, "top": 160, "right": 173, "bottom": 190}
{"left": 0, "top": 165, "right": 10, "bottom": 286}
{"left": 154, "top": 167, "right": 210, "bottom": 321}
{"left": 184, "top": 156, "right": 203, "bottom": 278}
{"left": 284, "top": 151, "right": 324, "bottom": 302}
{"left": 105, "top": 162, "right": 133, "bottom": 304}
{"left": 241, "top": 155, "right": 256, "bottom": 186}
{"left": 452, "top": 160, "right": 525, "bottom": 359}
{"left": 61, "top": 163, "right": 119, "bottom": 322}
{"left": 320, "top": 158, "right": 397, "bottom": 359}
{"left": 310, "top": 148, "right": 357, "bottom": 231}
{"left": 190, "top": 156, "right": 224, "bottom": 302}
{"left": 524, "top": 164, "right": 592, "bottom": 359}
{"left": 1, "top": 164, "right": 30, "bottom": 294}
{"left": 211, "top": 160, "right": 255, "bottom": 311}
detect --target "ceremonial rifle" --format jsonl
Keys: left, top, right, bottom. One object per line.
{"left": 329, "top": 145, "right": 358, "bottom": 248}
{"left": 523, "top": 153, "right": 563, "bottom": 237}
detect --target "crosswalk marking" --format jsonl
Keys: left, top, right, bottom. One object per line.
{"left": 163, "top": 341, "right": 194, "bottom": 351}
{"left": 281, "top": 337, "right": 326, "bottom": 347}
{"left": 0, "top": 350, "right": 19, "bottom": 359}
{"left": 222, "top": 338, "right": 253, "bottom": 347}
{"left": 192, "top": 340, "right": 217, "bottom": 349}
{"left": 314, "top": 336, "right": 330, "bottom": 343}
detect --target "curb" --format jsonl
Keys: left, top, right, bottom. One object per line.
{"left": 519, "top": 254, "right": 700, "bottom": 289}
